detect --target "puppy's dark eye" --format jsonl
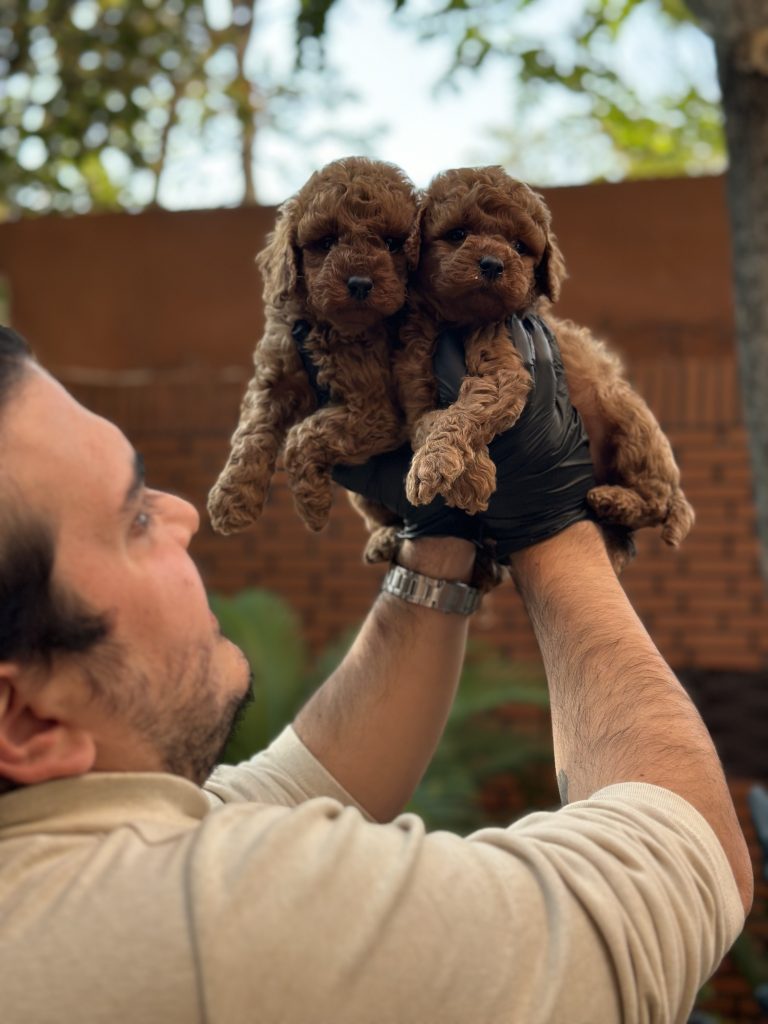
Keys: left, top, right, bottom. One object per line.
{"left": 310, "top": 235, "right": 337, "bottom": 252}
{"left": 513, "top": 239, "right": 531, "bottom": 256}
{"left": 384, "top": 236, "right": 405, "bottom": 253}
{"left": 444, "top": 227, "right": 467, "bottom": 244}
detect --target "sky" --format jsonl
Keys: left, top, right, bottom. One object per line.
{"left": 155, "top": 0, "right": 720, "bottom": 209}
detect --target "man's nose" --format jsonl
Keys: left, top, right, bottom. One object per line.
{"left": 165, "top": 493, "right": 200, "bottom": 543}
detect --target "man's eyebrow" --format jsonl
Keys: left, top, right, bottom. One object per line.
{"left": 121, "top": 451, "right": 145, "bottom": 513}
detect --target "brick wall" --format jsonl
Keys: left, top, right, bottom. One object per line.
{"left": 3, "top": 176, "right": 763, "bottom": 676}
{"left": 3, "top": 177, "right": 767, "bottom": 1017}
{"left": 64, "top": 351, "right": 768, "bottom": 675}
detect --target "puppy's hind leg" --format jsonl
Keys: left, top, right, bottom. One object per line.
{"left": 587, "top": 483, "right": 668, "bottom": 531}
{"left": 348, "top": 494, "right": 402, "bottom": 564}
{"left": 661, "top": 488, "right": 695, "bottom": 547}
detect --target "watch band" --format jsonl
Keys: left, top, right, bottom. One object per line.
{"left": 381, "top": 564, "right": 481, "bottom": 616}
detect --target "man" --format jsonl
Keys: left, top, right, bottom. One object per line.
{"left": 0, "top": 319, "right": 752, "bottom": 1023}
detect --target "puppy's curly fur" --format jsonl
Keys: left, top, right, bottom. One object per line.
{"left": 396, "top": 166, "right": 694, "bottom": 560}
{"left": 208, "top": 157, "right": 418, "bottom": 544}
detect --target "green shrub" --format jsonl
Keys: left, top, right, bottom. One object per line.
{"left": 210, "top": 588, "right": 556, "bottom": 832}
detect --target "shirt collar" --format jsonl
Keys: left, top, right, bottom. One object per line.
{"left": 0, "top": 772, "right": 211, "bottom": 839}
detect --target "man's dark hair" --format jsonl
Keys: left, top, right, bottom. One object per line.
{"left": 0, "top": 325, "right": 110, "bottom": 665}
{"left": 0, "top": 325, "right": 31, "bottom": 407}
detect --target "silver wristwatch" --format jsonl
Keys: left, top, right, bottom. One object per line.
{"left": 381, "top": 564, "right": 480, "bottom": 616}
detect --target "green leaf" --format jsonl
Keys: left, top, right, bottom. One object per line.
{"left": 209, "top": 589, "right": 310, "bottom": 760}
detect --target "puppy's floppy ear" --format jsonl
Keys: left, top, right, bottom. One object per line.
{"left": 256, "top": 197, "right": 300, "bottom": 307}
{"left": 535, "top": 229, "right": 567, "bottom": 303}
{"left": 404, "top": 203, "right": 425, "bottom": 271}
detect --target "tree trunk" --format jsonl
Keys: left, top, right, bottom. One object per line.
{"left": 233, "top": 0, "right": 257, "bottom": 206}
{"left": 688, "top": 0, "right": 768, "bottom": 583}
{"left": 241, "top": 113, "right": 257, "bottom": 206}
{"left": 151, "top": 80, "right": 184, "bottom": 207}
{"left": 718, "top": 51, "right": 768, "bottom": 584}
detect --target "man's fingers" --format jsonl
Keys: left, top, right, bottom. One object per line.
{"left": 433, "top": 327, "right": 468, "bottom": 408}
{"left": 521, "top": 314, "right": 558, "bottom": 408}
{"left": 507, "top": 315, "right": 537, "bottom": 374}
{"left": 331, "top": 461, "right": 375, "bottom": 495}
{"left": 332, "top": 445, "right": 414, "bottom": 510}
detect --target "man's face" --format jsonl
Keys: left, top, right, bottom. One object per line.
{"left": 4, "top": 364, "right": 251, "bottom": 784}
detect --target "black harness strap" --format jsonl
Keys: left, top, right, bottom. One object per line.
{"left": 292, "top": 319, "right": 332, "bottom": 408}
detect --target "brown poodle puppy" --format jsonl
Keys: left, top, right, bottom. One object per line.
{"left": 208, "top": 157, "right": 418, "bottom": 543}
{"left": 396, "top": 165, "right": 694, "bottom": 552}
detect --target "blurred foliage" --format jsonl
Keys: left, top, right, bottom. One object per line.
{"left": 211, "top": 586, "right": 555, "bottom": 833}
{"left": 209, "top": 588, "right": 314, "bottom": 760}
{"left": 1, "top": 0, "right": 725, "bottom": 216}
{"left": 0, "top": 0, "right": 358, "bottom": 217}
{"left": 296, "top": 0, "right": 725, "bottom": 181}
{"left": 407, "top": 645, "right": 553, "bottom": 832}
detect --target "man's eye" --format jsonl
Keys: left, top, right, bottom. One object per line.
{"left": 444, "top": 227, "right": 467, "bottom": 244}
{"left": 513, "top": 239, "right": 531, "bottom": 256}
{"left": 384, "top": 236, "right": 405, "bottom": 252}
{"left": 131, "top": 494, "right": 160, "bottom": 535}
{"left": 133, "top": 510, "right": 153, "bottom": 532}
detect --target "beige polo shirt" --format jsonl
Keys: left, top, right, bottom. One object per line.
{"left": 0, "top": 726, "right": 743, "bottom": 1024}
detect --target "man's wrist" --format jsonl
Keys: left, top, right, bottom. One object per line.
{"left": 507, "top": 521, "right": 608, "bottom": 592}
{"left": 395, "top": 537, "right": 476, "bottom": 583}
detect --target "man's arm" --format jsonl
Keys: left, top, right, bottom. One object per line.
{"left": 509, "top": 520, "right": 754, "bottom": 913}
{"left": 292, "top": 536, "right": 475, "bottom": 822}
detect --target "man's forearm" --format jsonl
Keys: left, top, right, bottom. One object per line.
{"left": 293, "top": 537, "right": 475, "bottom": 822}
{"left": 509, "top": 521, "right": 754, "bottom": 912}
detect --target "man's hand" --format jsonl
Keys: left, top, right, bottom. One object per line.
{"left": 333, "top": 314, "right": 596, "bottom": 559}
{"left": 333, "top": 445, "right": 482, "bottom": 545}
{"left": 472, "top": 315, "right": 595, "bottom": 561}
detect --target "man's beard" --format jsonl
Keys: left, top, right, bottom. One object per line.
{"left": 158, "top": 666, "right": 255, "bottom": 785}
{"left": 85, "top": 637, "right": 254, "bottom": 786}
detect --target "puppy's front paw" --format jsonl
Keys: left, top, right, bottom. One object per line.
{"left": 446, "top": 450, "right": 496, "bottom": 514}
{"left": 406, "top": 445, "right": 467, "bottom": 506}
{"left": 207, "top": 477, "right": 269, "bottom": 535}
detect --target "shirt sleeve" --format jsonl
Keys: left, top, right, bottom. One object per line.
{"left": 186, "top": 782, "right": 744, "bottom": 1024}
{"left": 202, "top": 725, "right": 373, "bottom": 818}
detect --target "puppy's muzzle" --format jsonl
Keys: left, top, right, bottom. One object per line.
{"left": 479, "top": 255, "right": 504, "bottom": 281}
{"left": 347, "top": 275, "right": 374, "bottom": 300}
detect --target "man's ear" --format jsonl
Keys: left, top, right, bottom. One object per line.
{"left": 0, "top": 664, "right": 96, "bottom": 786}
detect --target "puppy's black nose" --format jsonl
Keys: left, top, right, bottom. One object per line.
{"left": 479, "top": 256, "right": 503, "bottom": 280}
{"left": 347, "top": 276, "right": 373, "bottom": 300}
